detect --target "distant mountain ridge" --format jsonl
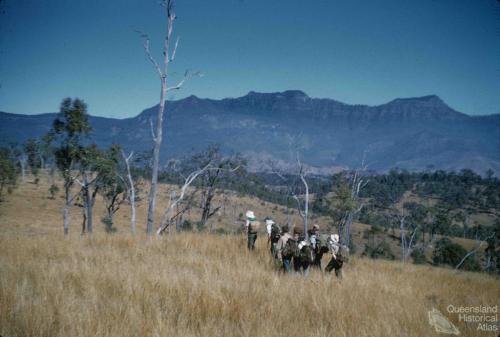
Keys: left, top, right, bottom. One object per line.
{"left": 1, "top": 90, "right": 499, "bottom": 174}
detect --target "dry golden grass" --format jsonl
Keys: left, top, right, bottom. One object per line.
{"left": 1, "top": 174, "right": 498, "bottom": 337}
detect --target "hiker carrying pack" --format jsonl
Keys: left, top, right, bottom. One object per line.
{"left": 246, "top": 211, "right": 259, "bottom": 251}
{"left": 299, "top": 242, "right": 314, "bottom": 264}
{"left": 270, "top": 223, "right": 281, "bottom": 242}
{"left": 276, "top": 225, "right": 292, "bottom": 272}
{"left": 281, "top": 237, "right": 299, "bottom": 259}
{"left": 325, "top": 234, "right": 346, "bottom": 278}
{"left": 294, "top": 240, "right": 313, "bottom": 276}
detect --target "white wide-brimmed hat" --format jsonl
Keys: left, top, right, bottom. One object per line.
{"left": 265, "top": 218, "right": 275, "bottom": 226}
{"left": 246, "top": 210, "right": 256, "bottom": 221}
{"left": 330, "top": 234, "right": 340, "bottom": 243}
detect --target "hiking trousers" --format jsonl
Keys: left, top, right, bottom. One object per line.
{"left": 270, "top": 241, "right": 279, "bottom": 258}
{"left": 282, "top": 258, "right": 292, "bottom": 273}
{"left": 312, "top": 252, "right": 324, "bottom": 270}
{"left": 247, "top": 233, "right": 257, "bottom": 250}
{"left": 325, "top": 257, "right": 343, "bottom": 278}
{"left": 293, "top": 258, "right": 311, "bottom": 276}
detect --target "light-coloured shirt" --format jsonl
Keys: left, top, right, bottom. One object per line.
{"left": 276, "top": 232, "right": 292, "bottom": 260}
{"left": 328, "top": 240, "right": 340, "bottom": 256}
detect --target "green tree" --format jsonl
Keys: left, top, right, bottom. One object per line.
{"left": 97, "top": 145, "right": 128, "bottom": 233}
{"left": 23, "top": 138, "right": 42, "bottom": 178}
{"left": 50, "top": 97, "right": 92, "bottom": 235}
{"left": 0, "top": 147, "right": 18, "bottom": 201}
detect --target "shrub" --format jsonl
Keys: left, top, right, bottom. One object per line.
{"left": 363, "top": 239, "right": 395, "bottom": 260}
{"left": 411, "top": 249, "right": 427, "bottom": 264}
{"left": 181, "top": 220, "right": 193, "bottom": 231}
{"left": 215, "top": 228, "right": 229, "bottom": 235}
{"left": 101, "top": 216, "right": 117, "bottom": 233}
{"left": 196, "top": 221, "right": 206, "bottom": 232}
{"left": 49, "top": 184, "right": 59, "bottom": 199}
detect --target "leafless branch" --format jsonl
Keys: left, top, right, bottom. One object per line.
{"left": 166, "top": 70, "right": 202, "bottom": 92}
{"left": 455, "top": 234, "right": 494, "bottom": 271}
{"left": 292, "top": 195, "right": 305, "bottom": 219}
{"left": 170, "top": 36, "right": 180, "bottom": 62}
{"left": 138, "top": 33, "right": 163, "bottom": 79}
{"left": 149, "top": 118, "right": 157, "bottom": 142}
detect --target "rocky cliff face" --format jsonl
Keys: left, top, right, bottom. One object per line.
{"left": 1, "top": 91, "right": 498, "bottom": 174}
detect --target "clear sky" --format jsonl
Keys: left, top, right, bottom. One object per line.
{"left": 0, "top": 0, "right": 499, "bottom": 118}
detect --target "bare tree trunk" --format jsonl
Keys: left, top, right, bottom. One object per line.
{"left": 175, "top": 201, "right": 182, "bottom": 231}
{"left": 300, "top": 173, "right": 309, "bottom": 240}
{"left": 122, "top": 151, "right": 136, "bottom": 234}
{"left": 143, "top": 1, "right": 193, "bottom": 234}
{"left": 63, "top": 182, "right": 71, "bottom": 235}
{"left": 344, "top": 211, "right": 354, "bottom": 245}
{"left": 146, "top": 90, "right": 166, "bottom": 234}
{"left": 200, "top": 189, "right": 212, "bottom": 226}
{"left": 83, "top": 172, "right": 94, "bottom": 234}
{"left": 400, "top": 216, "right": 406, "bottom": 263}
{"left": 48, "top": 163, "right": 55, "bottom": 185}
{"left": 81, "top": 207, "right": 87, "bottom": 235}
{"left": 63, "top": 203, "right": 70, "bottom": 235}
{"left": 201, "top": 187, "right": 221, "bottom": 232}
{"left": 19, "top": 157, "right": 27, "bottom": 183}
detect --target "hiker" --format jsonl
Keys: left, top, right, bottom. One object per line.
{"left": 313, "top": 232, "right": 331, "bottom": 270}
{"left": 295, "top": 228, "right": 313, "bottom": 276}
{"left": 325, "top": 234, "right": 348, "bottom": 278}
{"left": 266, "top": 217, "right": 281, "bottom": 259}
{"left": 276, "top": 225, "right": 293, "bottom": 273}
{"left": 309, "top": 225, "right": 328, "bottom": 270}
{"left": 245, "top": 210, "right": 259, "bottom": 250}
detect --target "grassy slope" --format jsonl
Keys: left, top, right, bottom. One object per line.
{"left": 0, "top": 175, "right": 498, "bottom": 337}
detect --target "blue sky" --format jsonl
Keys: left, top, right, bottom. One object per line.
{"left": 0, "top": 0, "right": 499, "bottom": 118}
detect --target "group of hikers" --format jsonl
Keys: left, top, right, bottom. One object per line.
{"left": 244, "top": 210, "right": 348, "bottom": 278}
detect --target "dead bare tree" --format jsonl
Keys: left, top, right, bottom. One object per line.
{"left": 139, "top": 0, "right": 199, "bottom": 235}
{"left": 269, "top": 153, "right": 310, "bottom": 239}
{"left": 335, "top": 156, "right": 368, "bottom": 246}
{"left": 121, "top": 150, "right": 137, "bottom": 234}
{"left": 295, "top": 154, "right": 310, "bottom": 240}
{"left": 18, "top": 154, "right": 27, "bottom": 183}
{"left": 156, "top": 164, "right": 211, "bottom": 235}
{"left": 398, "top": 212, "right": 419, "bottom": 263}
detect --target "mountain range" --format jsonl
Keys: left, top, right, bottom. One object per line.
{"left": 1, "top": 90, "right": 499, "bottom": 174}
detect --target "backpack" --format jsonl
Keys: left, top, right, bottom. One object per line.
{"left": 299, "top": 244, "right": 314, "bottom": 263}
{"left": 248, "top": 221, "right": 260, "bottom": 234}
{"left": 282, "top": 239, "right": 299, "bottom": 259}
{"left": 337, "top": 244, "right": 350, "bottom": 263}
{"left": 317, "top": 234, "right": 330, "bottom": 254}
{"left": 270, "top": 223, "right": 281, "bottom": 242}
